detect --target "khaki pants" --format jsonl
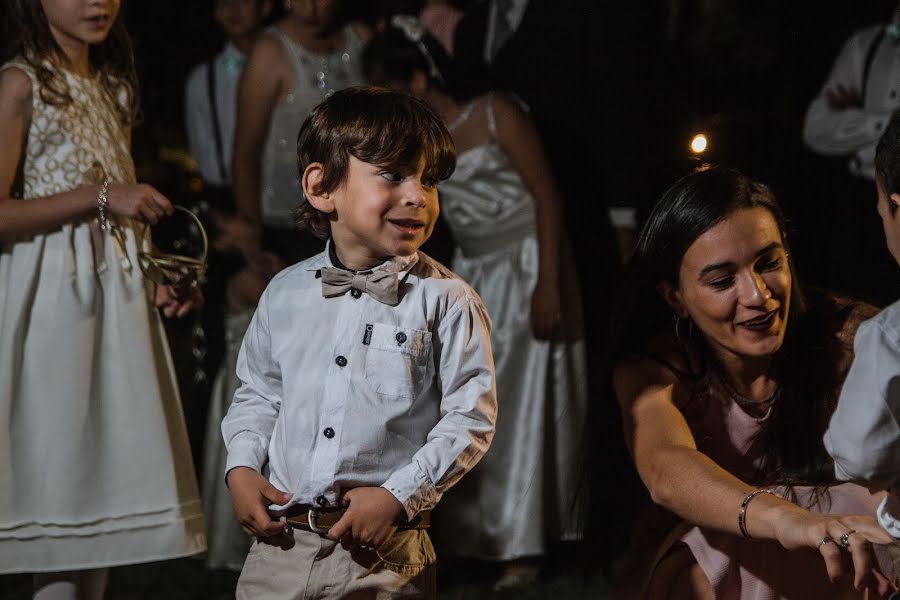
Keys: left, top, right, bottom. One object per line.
{"left": 236, "top": 528, "right": 436, "bottom": 599}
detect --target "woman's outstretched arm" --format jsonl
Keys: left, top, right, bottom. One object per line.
{"left": 616, "top": 355, "right": 892, "bottom": 591}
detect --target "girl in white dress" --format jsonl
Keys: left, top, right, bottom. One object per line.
{"left": 363, "top": 17, "right": 588, "bottom": 591}
{"left": 0, "top": 1, "right": 206, "bottom": 597}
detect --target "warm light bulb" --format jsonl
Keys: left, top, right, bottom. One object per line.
{"left": 690, "top": 134, "right": 708, "bottom": 154}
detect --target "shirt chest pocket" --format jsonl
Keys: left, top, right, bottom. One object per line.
{"left": 363, "top": 323, "right": 432, "bottom": 401}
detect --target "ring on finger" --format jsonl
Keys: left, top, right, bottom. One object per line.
{"left": 839, "top": 530, "right": 857, "bottom": 548}
{"left": 818, "top": 534, "right": 834, "bottom": 548}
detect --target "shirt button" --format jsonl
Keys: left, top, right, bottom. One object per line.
{"left": 323, "top": 427, "right": 335, "bottom": 439}
{"left": 350, "top": 288, "right": 362, "bottom": 299}
{"left": 316, "top": 495, "right": 328, "bottom": 507}
{"left": 395, "top": 332, "right": 407, "bottom": 344}
{"left": 335, "top": 355, "right": 347, "bottom": 367}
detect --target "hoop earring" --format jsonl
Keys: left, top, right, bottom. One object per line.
{"left": 673, "top": 313, "right": 692, "bottom": 344}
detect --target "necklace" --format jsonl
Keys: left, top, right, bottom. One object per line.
{"left": 298, "top": 49, "right": 352, "bottom": 96}
{"left": 712, "top": 370, "right": 781, "bottom": 408}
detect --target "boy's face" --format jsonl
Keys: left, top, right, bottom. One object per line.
{"left": 319, "top": 155, "right": 439, "bottom": 267}
{"left": 215, "top": 0, "right": 267, "bottom": 40}
{"left": 876, "top": 178, "right": 900, "bottom": 266}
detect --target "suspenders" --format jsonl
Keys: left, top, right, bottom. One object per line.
{"left": 861, "top": 29, "right": 885, "bottom": 105}
{"left": 205, "top": 58, "right": 228, "bottom": 183}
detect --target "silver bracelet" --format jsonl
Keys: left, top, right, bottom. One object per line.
{"left": 738, "top": 489, "right": 776, "bottom": 539}
{"left": 97, "top": 180, "right": 111, "bottom": 231}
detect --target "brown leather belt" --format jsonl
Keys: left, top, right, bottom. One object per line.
{"left": 282, "top": 504, "right": 430, "bottom": 535}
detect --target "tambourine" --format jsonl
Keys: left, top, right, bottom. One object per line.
{"left": 137, "top": 205, "right": 208, "bottom": 289}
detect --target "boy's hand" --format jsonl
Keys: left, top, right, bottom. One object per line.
{"left": 226, "top": 466, "right": 293, "bottom": 538}
{"left": 328, "top": 487, "right": 405, "bottom": 551}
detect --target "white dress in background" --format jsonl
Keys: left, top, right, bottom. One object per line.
{"left": 0, "top": 60, "right": 205, "bottom": 573}
{"left": 202, "top": 305, "right": 254, "bottom": 571}
{"left": 435, "top": 94, "right": 588, "bottom": 560}
{"left": 260, "top": 25, "right": 364, "bottom": 228}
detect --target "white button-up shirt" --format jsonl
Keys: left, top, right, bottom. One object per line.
{"left": 804, "top": 23, "right": 900, "bottom": 180}
{"left": 185, "top": 43, "right": 244, "bottom": 186}
{"left": 222, "top": 246, "right": 497, "bottom": 518}
{"left": 825, "top": 299, "right": 900, "bottom": 536}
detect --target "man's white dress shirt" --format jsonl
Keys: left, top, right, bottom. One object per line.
{"left": 825, "top": 299, "right": 900, "bottom": 536}
{"left": 222, "top": 245, "right": 497, "bottom": 519}
{"left": 185, "top": 43, "right": 244, "bottom": 186}
{"left": 804, "top": 24, "right": 900, "bottom": 180}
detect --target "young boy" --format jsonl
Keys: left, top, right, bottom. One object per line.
{"left": 825, "top": 111, "right": 900, "bottom": 541}
{"left": 221, "top": 87, "right": 497, "bottom": 599}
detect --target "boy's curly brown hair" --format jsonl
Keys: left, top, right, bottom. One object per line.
{"left": 294, "top": 86, "right": 457, "bottom": 239}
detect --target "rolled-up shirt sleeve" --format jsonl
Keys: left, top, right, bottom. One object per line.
{"left": 381, "top": 294, "right": 497, "bottom": 519}
{"left": 222, "top": 289, "right": 283, "bottom": 476}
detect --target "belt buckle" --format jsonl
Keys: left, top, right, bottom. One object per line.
{"left": 307, "top": 508, "right": 329, "bottom": 535}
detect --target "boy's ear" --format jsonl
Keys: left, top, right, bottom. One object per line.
{"left": 656, "top": 280, "right": 687, "bottom": 318}
{"left": 302, "top": 163, "right": 335, "bottom": 214}
{"left": 890, "top": 192, "right": 900, "bottom": 210}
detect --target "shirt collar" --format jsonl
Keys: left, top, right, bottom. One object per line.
{"left": 307, "top": 238, "right": 420, "bottom": 277}
{"left": 220, "top": 42, "right": 247, "bottom": 73}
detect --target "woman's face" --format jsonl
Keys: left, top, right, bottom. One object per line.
{"left": 664, "top": 207, "right": 792, "bottom": 361}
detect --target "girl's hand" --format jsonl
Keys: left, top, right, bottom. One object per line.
{"left": 774, "top": 509, "right": 892, "bottom": 593}
{"left": 154, "top": 283, "right": 202, "bottom": 318}
{"left": 530, "top": 278, "right": 562, "bottom": 340}
{"left": 211, "top": 212, "right": 261, "bottom": 261}
{"left": 106, "top": 183, "right": 174, "bottom": 225}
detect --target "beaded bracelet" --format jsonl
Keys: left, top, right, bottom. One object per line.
{"left": 97, "top": 179, "right": 111, "bottom": 231}
{"left": 738, "top": 489, "right": 776, "bottom": 539}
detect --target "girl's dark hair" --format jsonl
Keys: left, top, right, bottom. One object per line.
{"left": 294, "top": 86, "right": 456, "bottom": 239}
{"left": 361, "top": 21, "right": 482, "bottom": 101}
{"left": 2, "top": 0, "right": 139, "bottom": 126}
{"left": 613, "top": 165, "right": 865, "bottom": 488}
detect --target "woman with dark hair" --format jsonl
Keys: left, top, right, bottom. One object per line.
{"left": 613, "top": 166, "right": 894, "bottom": 598}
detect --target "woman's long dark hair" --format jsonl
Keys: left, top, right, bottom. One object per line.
{"left": 361, "top": 20, "right": 484, "bottom": 101}
{"left": 614, "top": 165, "right": 862, "bottom": 487}
{"left": 2, "top": 0, "right": 139, "bottom": 126}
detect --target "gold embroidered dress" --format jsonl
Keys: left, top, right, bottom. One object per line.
{"left": 0, "top": 59, "right": 205, "bottom": 573}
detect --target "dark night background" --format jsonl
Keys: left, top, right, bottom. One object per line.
{"left": 2, "top": 1, "right": 898, "bottom": 597}
{"left": 123, "top": 0, "right": 893, "bottom": 291}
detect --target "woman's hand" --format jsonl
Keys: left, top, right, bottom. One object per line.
{"left": 155, "top": 283, "right": 202, "bottom": 318}
{"left": 211, "top": 211, "right": 261, "bottom": 261}
{"left": 530, "top": 278, "right": 562, "bottom": 340}
{"left": 106, "top": 183, "right": 173, "bottom": 225}
{"left": 774, "top": 508, "right": 893, "bottom": 593}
